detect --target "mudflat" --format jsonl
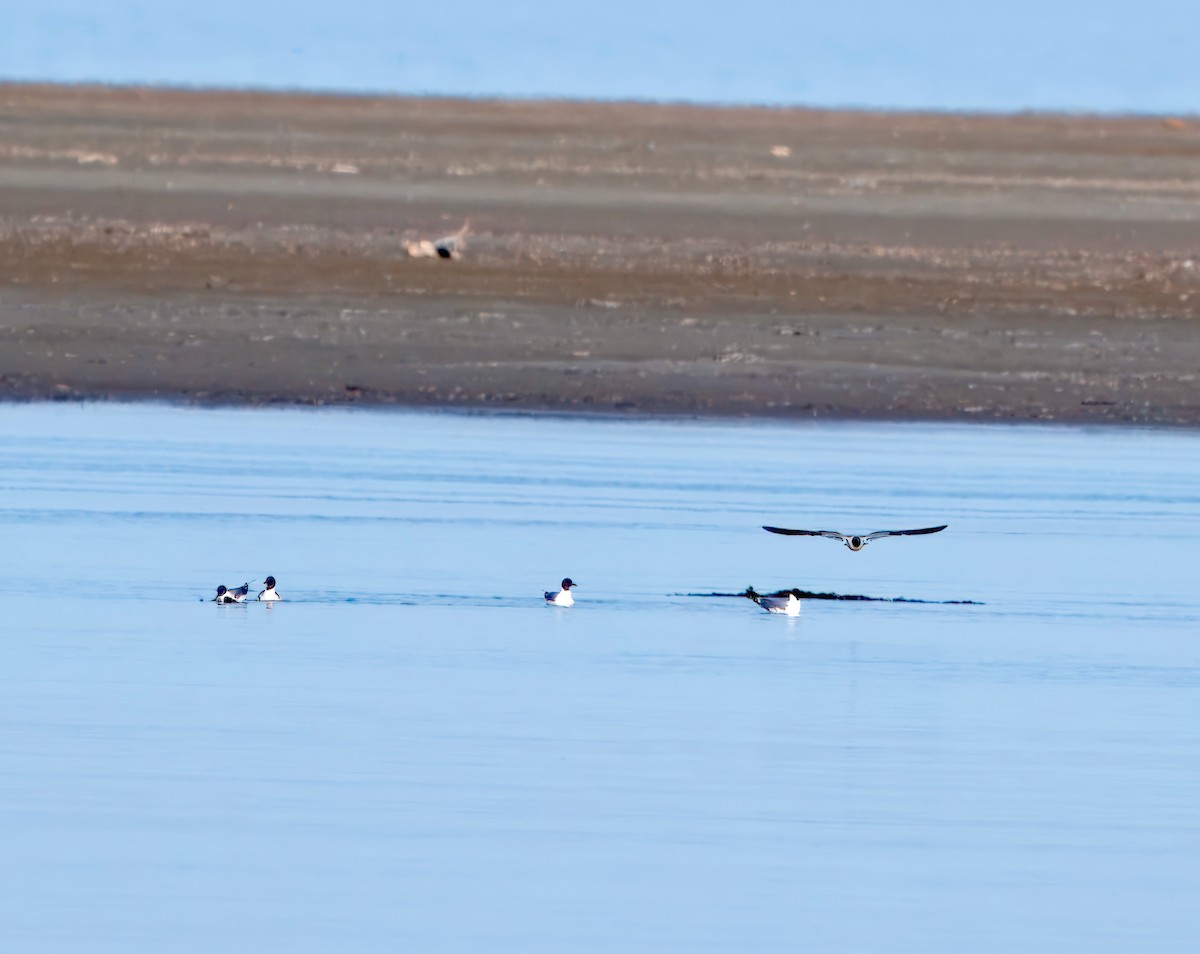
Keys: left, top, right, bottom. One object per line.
{"left": 2, "top": 83, "right": 1199, "bottom": 423}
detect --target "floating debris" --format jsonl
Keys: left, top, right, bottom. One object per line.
{"left": 687, "top": 586, "right": 983, "bottom": 605}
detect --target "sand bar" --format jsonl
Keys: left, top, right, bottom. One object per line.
{"left": 2, "top": 84, "right": 1199, "bottom": 424}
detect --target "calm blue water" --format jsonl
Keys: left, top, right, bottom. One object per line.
{"left": 2, "top": 1, "right": 1197, "bottom": 114}
{"left": 2, "top": 404, "right": 1199, "bottom": 952}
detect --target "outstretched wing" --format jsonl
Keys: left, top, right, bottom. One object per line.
{"left": 863, "top": 524, "right": 948, "bottom": 541}
{"left": 762, "top": 526, "right": 847, "bottom": 541}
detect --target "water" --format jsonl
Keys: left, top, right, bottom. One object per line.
{"left": 2, "top": 1, "right": 1197, "bottom": 114}
{"left": 2, "top": 403, "right": 1199, "bottom": 952}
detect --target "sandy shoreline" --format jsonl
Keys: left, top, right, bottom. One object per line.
{"left": 2, "top": 83, "right": 1199, "bottom": 424}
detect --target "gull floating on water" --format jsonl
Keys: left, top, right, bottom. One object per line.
{"left": 762, "top": 524, "right": 948, "bottom": 551}
{"left": 257, "top": 576, "right": 282, "bottom": 602}
{"left": 544, "top": 578, "right": 577, "bottom": 606}
{"left": 214, "top": 582, "right": 250, "bottom": 603}
{"left": 756, "top": 589, "right": 802, "bottom": 616}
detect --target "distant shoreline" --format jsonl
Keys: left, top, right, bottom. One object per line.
{"left": 6, "top": 77, "right": 1198, "bottom": 120}
{"left": 2, "top": 83, "right": 1199, "bottom": 426}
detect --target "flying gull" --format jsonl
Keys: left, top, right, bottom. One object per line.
{"left": 762, "top": 524, "right": 947, "bottom": 551}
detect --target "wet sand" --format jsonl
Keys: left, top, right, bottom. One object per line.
{"left": 2, "top": 83, "right": 1199, "bottom": 423}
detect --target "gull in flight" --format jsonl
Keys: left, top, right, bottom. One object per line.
{"left": 762, "top": 524, "right": 947, "bottom": 551}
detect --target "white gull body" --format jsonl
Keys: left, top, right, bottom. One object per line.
{"left": 257, "top": 576, "right": 282, "bottom": 602}
{"left": 215, "top": 582, "right": 250, "bottom": 603}
{"left": 758, "top": 591, "right": 801, "bottom": 616}
{"left": 544, "top": 578, "right": 577, "bottom": 606}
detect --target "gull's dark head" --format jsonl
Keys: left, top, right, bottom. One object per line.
{"left": 216, "top": 585, "right": 227, "bottom": 597}
{"left": 562, "top": 578, "right": 576, "bottom": 589}
{"left": 263, "top": 576, "right": 276, "bottom": 589}
{"left": 790, "top": 589, "right": 803, "bottom": 598}
{"left": 847, "top": 535, "right": 864, "bottom": 550}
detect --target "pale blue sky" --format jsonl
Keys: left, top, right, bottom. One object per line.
{"left": 2, "top": 1, "right": 1197, "bottom": 113}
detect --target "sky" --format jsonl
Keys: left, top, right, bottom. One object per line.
{"left": 2, "top": 1, "right": 1197, "bottom": 113}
